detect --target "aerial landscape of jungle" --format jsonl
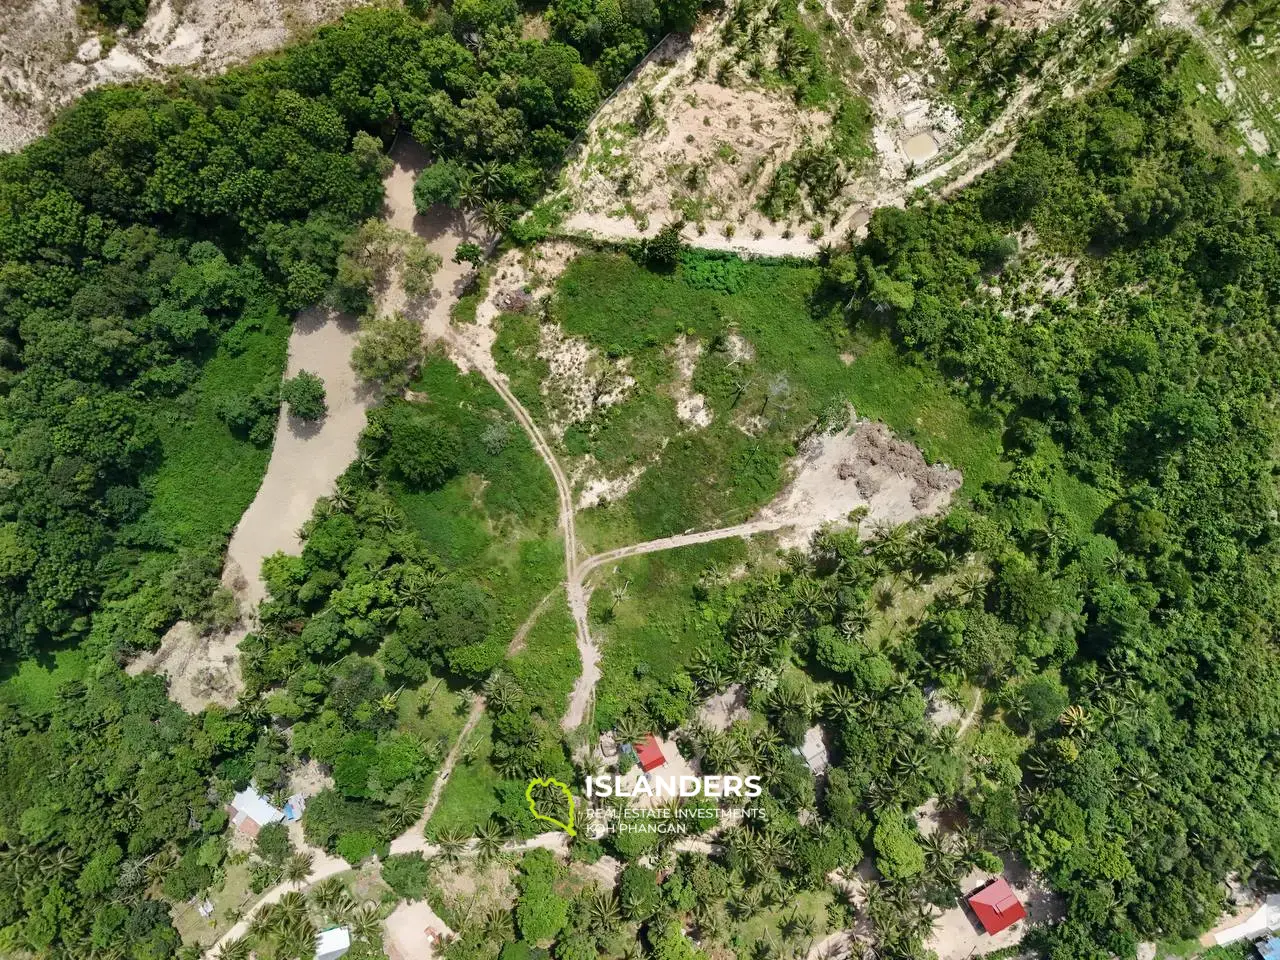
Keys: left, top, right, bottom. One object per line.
{"left": 1, "top": 0, "right": 1280, "bottom": 958}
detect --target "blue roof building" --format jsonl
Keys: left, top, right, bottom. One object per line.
{"left": 1256, "top": 936, "right": 1280, "bottom": 960}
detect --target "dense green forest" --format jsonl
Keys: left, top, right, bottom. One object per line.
{"left": 826, "top": 51, "right": 1280, "bottom": 956}
{"left": 0, "top": 1, "right": 691, "bottom": 955}
{"left": 4, "top": 0, "right": 1280, "bottom": 956}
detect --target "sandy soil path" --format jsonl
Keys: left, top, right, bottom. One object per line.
{"left": 222, "top": 307, "right": 376, "bottom": 609}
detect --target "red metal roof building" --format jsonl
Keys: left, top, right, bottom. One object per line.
{"left": 967, "top": 877, "right": 1027, "bottom": 934}
{"left": 636, "top": 734, "right": 666, "bottom": 772}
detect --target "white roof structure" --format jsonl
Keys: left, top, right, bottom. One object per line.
{"left": 1213, "top": 895, "right": 1280, "bottom": 945}
{"left": 316, "top": 926, "right": 352, "bottom": 960}
{"left": 229, "top": 787, "right": 284, "bottom": 833}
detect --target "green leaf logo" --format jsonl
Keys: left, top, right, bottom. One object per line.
{"left": 525, "top": 777, "right": 577, "bottom": 836}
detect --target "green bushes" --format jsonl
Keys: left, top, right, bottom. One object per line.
{"left": 280, "top": 370, "right": 327, "bottom": 421}
{"left": 351, "top": 312, "right": 424, "bottom": 389}
{"left": 382, "top": 406, "right": 463, "bottom": 490}
{"left": 382, "top": 852, "right": 431, "bottom": 899}
{"left": 90, "top": 0, "right": 148, "bottom": 29}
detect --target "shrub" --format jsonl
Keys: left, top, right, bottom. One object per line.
{"left": 872, "top": 814, "right": 924, "bottom": 881}
{"left": 384, "top": 406, "right": 463, "bottom": 489}
{"left": 413, "top": 161, "right": 467, "bottom": 212}
{"left": 454, "top": 242, "right": 484, "bottom": 265}
{"left": 280, "top": 370, "right": 327, "bottom": 420}
{"left": 641, "top": 221, "right": 686, "bottom": 270}
{"left": 255, "top": 822, "right": 292, "bottom": 865}
{"left": 351, "top": 312, "right": 423, "bottom": 389}
{"left": 382, "top": 852, "right": 431, "bottom": 900}
{"left": 335, "top": 830, "right": 383, "bottom": 865}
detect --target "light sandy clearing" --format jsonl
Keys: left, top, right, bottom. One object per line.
{"left": 697, "top": 683, "right": 748, "bottom": 731}
{"left": 384, "top": 899, "right": 454, "bottom": 960}
{"left": 558, "top": 0, "right": 1119, "bottom": 259}
{"left": 124, "top": 620, "right": 246, "bottom": 711}
{"left": 222, "top": 304, "right": 376, "bottom": 610}
{"left": 669, "top": 334, "right": 713, "bottom": 429}
{"left": 758, "top": 418, "right": 962, "bottom": 550}
{"left": 1, "top": 0, "right": 369, "bottom": 152}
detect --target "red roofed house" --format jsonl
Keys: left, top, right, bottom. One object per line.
{"left": 636, "top": 734, "right": 666, "bottom": 773}
{"left": 967, "top": 877, "right": 1027, "bottom": 934}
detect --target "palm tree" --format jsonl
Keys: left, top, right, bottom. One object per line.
{"left": 483, "top": 672, "right": 523, "bottom": 714}
{"left": 1059, "top": 704, "right": 1093, "bottom": 738}
{"left": 310, "top": 876, "right": 346, "bottom": 915}
{"left": 840, "top": 608, "right": 872, "bottom": 639}
{"left": 277, "top": 890, "right": 309, "bottom": 926}
{"left": 434, "top": 827, "right": 469, "bottom": 862}
{"left": 479, "top": 200, "right": 513, "bottom": 235}
{"left": 276, "top": 912, "right": 318, "bottom": 960}
{"left": 472, "top": 161, "right": 503, "bottom": 196}
{"left": 284, "top": 852, "right": 313, "bottom": 885}
{"left": 217, "top": 937, "right": 252, "bottom": 960}
{"left": 588, "top": 891, "right": 622, "bottom": 930}
{"left": 474, "top": 819, "right": 505, "bottom": 862}
{"left": 635, "top": 92, "right": 658, "bottom": 131}
{"left": 350, "top": 904, "right": 382, "bottom": 944}
{"left": 388, "top": 793, "right": 423, "bottom": 833}
{"left": 825, "top": 685, "right": 859, "bottom": 723}
{"left": 614, "top": 713, "right": 646, "bottom": 748}
{"left": 457, "top": 176, "right": 483, "bottom": 210}
{"left": 609, "top": 578, "right": 631, "bottom": 616}
{"left": 956, "top": 571, "right": 988, "bottom": 606}
{"left": 730, "top": 884, "right": 763, "bottom": 919}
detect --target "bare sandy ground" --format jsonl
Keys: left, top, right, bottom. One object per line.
{"left": 1, "top": 0, "right": 368, "bottom": 151}
{"left": 222, "top": 305, "right": 376, "bottom": 609}
{"left": 759, "top": 417, "right": 962, "bottom": 549}
{"left": 124, "top": 620, "right": 245, "bottom": 711}
{"left": 385, "top": 899, "right": 455, "bottom": 960}
{"left": 697, "top": 683, "right": 748, "bottom": 731}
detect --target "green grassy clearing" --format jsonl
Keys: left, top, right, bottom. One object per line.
{"left": 731, "top": 888, "right": 833, "bottom": 949}
{"left": 497, "top": 250, "right": 1013, "bottom": 552}
{"left": 840, "top": 334, "right": 1008, "bottom": 495}
{"left": 589, "top": 538, "right": 751, "bottom": 731}
{"left": 142, "top": 311, "right": 291, "bottom": 549}
{"left": 1169, "top": 37, "right": 1278, "bottom": 200}
{"left": 506, "top": 597, "right": 578, "bottom": 723}
{"left": 426, "top": 716, "right": 504, "bottom": 836}
{"left": 395, "top": 356, "right": 563, "bottom": 645}
{"left": 396, "top": 673, "right": 471, "bottom": 745}
{"left": 0, "top": 648, "right": 92, "bottom": 714}
{"left": 172, "top": 855, "right": 254, "bottom": 948}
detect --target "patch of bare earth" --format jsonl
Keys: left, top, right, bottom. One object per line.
{"left": 759, "top": 416, "right": 962, "bottom": 549}
{"left": 124, "top": 620, "right": 246, "bottom": 711}
{"left": 1, "top": 0, "right": 369, "bottom": 151}
{"left": 537, "top": 323, "right": 636, "bottom": 436}
{"left": 697, "top": 683, "right": 748, "bottom": 732}
{"left": 668, "top": 334, "right": 713, "bottom": 428}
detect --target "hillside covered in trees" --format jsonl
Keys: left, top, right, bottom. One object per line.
{"left": 2, "top": 2, "right": 1280, "bottom": 960}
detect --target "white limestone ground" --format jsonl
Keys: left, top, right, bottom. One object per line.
{"left": 759, "top": 417, "right": 963, "bottom": 550}
{"left": 1, "top": 0, "right": 369, "bottom": 152}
